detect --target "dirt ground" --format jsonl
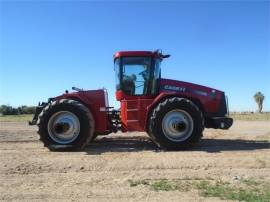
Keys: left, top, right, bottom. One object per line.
{"left": 0, "top": 120, "right": 269, "bottom": 201}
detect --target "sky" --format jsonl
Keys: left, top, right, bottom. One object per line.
{"left": 0, "top": 0, "right": 269, "bottom": 111}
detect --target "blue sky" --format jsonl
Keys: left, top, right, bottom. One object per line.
{"left": 0, "top": 0, "right": 269, "bottom": 111}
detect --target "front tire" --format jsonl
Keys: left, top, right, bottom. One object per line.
{"left": 148, "top": 97, "right": 204, "bottom": 150}
{"left": 37, "top": 99, "right": 95, "bottom": 151}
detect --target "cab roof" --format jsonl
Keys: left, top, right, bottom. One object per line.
{"left": 114, "top": 51, "right": 158, "bottom": 59}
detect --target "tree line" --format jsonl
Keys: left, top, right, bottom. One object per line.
{"left": 0, "top": 105, "right": 35, "bottom": 115}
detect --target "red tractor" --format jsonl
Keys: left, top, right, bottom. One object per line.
{"left": 30, "top": 50, "right": 233, "bottom": 150}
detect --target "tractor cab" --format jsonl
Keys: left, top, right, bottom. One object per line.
{"left": 114, "top": 51, "right": 169, "bottom": 100}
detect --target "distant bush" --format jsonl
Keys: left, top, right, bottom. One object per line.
{"left": 17, "top": 105, "right": 35, "bottom": 114}
{"left": 0, "top": 105, "right": 18, "bottom": 115}
{"left": 0, "top": 105, "right": 35, "bottom": 115}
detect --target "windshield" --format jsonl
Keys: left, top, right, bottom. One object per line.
{"left": 122, "top": 57, "right": 151, "bottom": 95}
{"left": 114, "top": 56, "right": 160, "bottom": 96}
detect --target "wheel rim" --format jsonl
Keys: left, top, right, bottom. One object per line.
{"left": 47, "top": 111, "right": 80, "bottom": 144}
{"left": 162, "top": 109, "right": 194, "bottom": 142}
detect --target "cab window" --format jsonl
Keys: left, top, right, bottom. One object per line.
{"left": 151, "top": 59, "right": 161, "bottom": 94}
{"left": 114, "top": 58, "right": 120, "bottom": 90}
{"left": 121, "top": 57, "right": 151, "bottom": 95}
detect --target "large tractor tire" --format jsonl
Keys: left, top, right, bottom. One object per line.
{"left": 148, "top": 97, "right": 204, "bottom": 150}
{"left": 89, "top": 132, "right": 111, "bottom": 142}
{"left": 37, "top": 99, "right": 95, "bottom": 151}
{"left": 89, "top": 133, "right": 98, "bottom": 142}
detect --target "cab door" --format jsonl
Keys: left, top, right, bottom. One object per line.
{"left": 119, "top": 57, "right": 153, "bottom": 131}
{"left": 115, "top": 56, "right": 161, "bottom": 132}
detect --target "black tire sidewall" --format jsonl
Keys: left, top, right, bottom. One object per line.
{"left": 39, "top": 101, "right": 93, "bottom": 149}
{"left": 149, "top": 98, "right": 204, "bottom": 150}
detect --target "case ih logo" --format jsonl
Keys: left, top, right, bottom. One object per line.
{"left": 163, "top": 85, "right": 186, "bottom": 92}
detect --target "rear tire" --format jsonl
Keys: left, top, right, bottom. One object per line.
{"left": 89, "top": 133, "right": 98, "bottom": 142}
{"left": 148, "top": 97, "right": 204, "bottom": 150}
{"left": 37, "top": 99, "right": 95, "bottom": 151}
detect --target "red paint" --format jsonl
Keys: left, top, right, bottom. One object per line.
{"left": 55, "top": 89, "right": 109, "bottom": 133}
{"left": 53, "top": 78, "right": 224, "bottom": 134}
{"left": 117, "top": 79, "right": 223, "bottom": 132}
{"left": 120, "top": 98, "right": 154, "bottom": 132}
{"left": 114, "top": 51, "right": 159, "bottom": 60}
{"left": 159, "top": 78, "right": 222, "bottom": 113}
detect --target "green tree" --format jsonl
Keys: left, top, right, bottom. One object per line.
{"left": 18, "top": 105, "right": 35, "bottom": 114}
{"left": 0, "top": 105, "right": 35, "bottom": 115}
{"left": 253, "top": 92, "right": 265, "bottom": 113}
{"left": 0, "top": 105, "right": 18, "bottom": 115}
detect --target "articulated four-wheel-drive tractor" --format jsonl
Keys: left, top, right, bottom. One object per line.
{"left": 30, "top": 50, "right": 233, "bottom": 151}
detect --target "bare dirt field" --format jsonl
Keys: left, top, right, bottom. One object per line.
{"left": 0, "top": 120, "right": 269, "bottom": 201}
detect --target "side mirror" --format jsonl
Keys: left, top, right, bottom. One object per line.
{"left": 72, "top": 87, "right": 83, "bottom": 91}
{"left": 162, "top": 54, "right": 170, "bottom": 58}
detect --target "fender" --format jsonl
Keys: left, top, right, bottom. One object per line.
{"left": 53, "top": 90, "right": 109, "bottom": 133}
{"left": 144, "top": 92, "right": 205, "bottom": 131}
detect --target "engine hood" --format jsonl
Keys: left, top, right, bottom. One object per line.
{"left": 159, "top": 78, "right": 223, "bottom": 97}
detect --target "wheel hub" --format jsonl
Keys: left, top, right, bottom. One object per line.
{"left": 172, "top": 121, "right": 187, "bottom": 132}
{"left": 54, "top": 122, "right": 71, "bottom": 134}
{"left": 162, "top": 109, "right": 194, "bottom": 142}
{"left": 47, "top": 111, "right": 80, "bottom": 144}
